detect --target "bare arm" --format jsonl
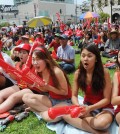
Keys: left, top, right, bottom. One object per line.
{"left": 38, "top": 67, "right": 69, "bottom": 95}
{"left": 72, "top": 70, "right": 80, "bottom": 105}
{"left": 111, "top": 72, "right": 120, "bottom": 105}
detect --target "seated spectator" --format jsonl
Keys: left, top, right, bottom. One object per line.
{"left": 102, "top": 29, "right": 120, "bottom": 58}
{"left": 0, "top": 46, "right": 16, "bottom": 89}
{"left": 47, "top": 33, "right": 61, "bottom": 54}
{"left": 57, "top": 34, "right": 75, "bottom": 74}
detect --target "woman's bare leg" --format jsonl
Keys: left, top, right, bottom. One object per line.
{"left": 0, "top": 85, "right": 20, "bottom": 104}
{"left": 0, "top": 88, "right": 32, "bottom": 113}
{"left": 22, "top": 93, "right": 52, "bottom": 112}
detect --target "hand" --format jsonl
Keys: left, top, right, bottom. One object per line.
{"left": 8, "top": 73, "right": 17, "bottom": 80}
{"left": 57, "top": 57, "right": 63, "bottom": 62}
{"left": 78, "top": 105, "right": 90, "bottom": 117}
{"left": 28, "top": 82, "right": 48, "bottom": 92}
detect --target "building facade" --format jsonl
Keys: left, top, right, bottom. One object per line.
{"left": 14, "top": 0, "right": 74, "bottom": 5}
{"left": 93, "top": 0, "right": 120, "bottom": 22}
{"left": 13, "top": 0, "right": 80, "bottom": 24}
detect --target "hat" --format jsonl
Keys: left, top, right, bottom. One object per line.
{"left": 14, "top": 43, "right": 31, "bottom": 51}
{"left": 54, "top": 33, "right": 60, "bottom": 37}
{"left": 21, "top": 35, "right": 29, "bottom": 39}
{"left": 36, "top": 32, "right": 42, "bottom": 35}
{"left": 59, "top": 34, "right": 68, "bottom": 40}
{"left": 110, "top": 29, "right": 118, "bottom": 35}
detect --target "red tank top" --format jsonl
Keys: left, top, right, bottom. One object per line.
{"left": 48, "top": 77, "right": 72, "bottom": 100}
{"left": 84, "top": 85, "right": 113, "bottom": 109}
{"left": 15, "top": 62, "right": 28, "bottom": 89}
{"left": 115, "top": 72, "right": 120, "bottom": 114}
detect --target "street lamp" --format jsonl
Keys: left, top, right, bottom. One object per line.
{"left": 110, "top": 0, "right": 113, "bottom": 23}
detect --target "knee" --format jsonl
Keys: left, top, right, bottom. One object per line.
{"left": 22, "top": 93, "right": 32, "bottom": 103}
{"left": 116, "top": 113, "right": 120, "bottom": 124}
{"left": 91, "top": 118, "right": 112, "bottom": 130}
{"left": 9, "top": 94, "right": 19, "bottom": 102}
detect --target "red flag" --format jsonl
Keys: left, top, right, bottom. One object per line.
{"left": 56, "top": 12, "right": 61, "bottom": 22}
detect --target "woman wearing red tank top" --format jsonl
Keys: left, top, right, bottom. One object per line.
{"left": 111, "top": 50, "right": 120, "bottom": 133}
{"left": 63, "top": 44, "right": 114, "bottom": 134}
{"left": 22, "top": 46, "right": 72, "bottom": 122}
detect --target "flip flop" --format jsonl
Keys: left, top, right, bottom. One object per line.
{"left": 0, "top": 112, "right": 10, "bottom": 119}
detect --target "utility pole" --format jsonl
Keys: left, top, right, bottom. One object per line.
{"left": 75, "top": 0, "right": 77, "bottom": 24}
{"left": 91, "top": 0, "right": 94, "bottom": 12}
{"left": 110, "top": 0, "right": 112, "bottom": 23}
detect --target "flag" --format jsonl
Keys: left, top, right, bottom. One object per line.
{"left": 56, "top": 12, "right": 61, "bottom": 22}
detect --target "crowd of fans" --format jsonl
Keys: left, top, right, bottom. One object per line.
{"left": 0, "top": 20, "right": 120, "bottom": 133}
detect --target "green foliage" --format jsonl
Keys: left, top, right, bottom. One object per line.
{"left": 0, "top": 22, "right": 11, "bottom": 28}
{"left": 99, "top": 12, "right": 110, "bottom": 23}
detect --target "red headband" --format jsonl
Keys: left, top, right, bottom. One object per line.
{"left": 34, "top": 47, "right": 45, "bottom": 53}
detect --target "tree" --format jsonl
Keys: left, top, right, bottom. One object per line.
{"left": 99, "top": 12, "right": 110, "bottom": 23}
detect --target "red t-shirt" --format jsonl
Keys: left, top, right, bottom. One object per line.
{"left": 49, "top": 40, "right": 61, "bottom": 53}
{"left": 75, "top": 29, "right": 83, "bottom": 37}
{"left": 35, "top": 37, "right": 45, "bottom": 45}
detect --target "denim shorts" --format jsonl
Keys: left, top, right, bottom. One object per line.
{"left": 84, "top": 102, "right": 114, "bottom": 116}
{"left": 49, "top": 96, "right": 72, "bottom": 106}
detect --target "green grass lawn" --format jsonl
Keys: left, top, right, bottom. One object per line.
{"left": 0, "top": 50, "right": 115, "bottom": 134}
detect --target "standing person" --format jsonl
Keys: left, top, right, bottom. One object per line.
{"left": 111, "top": 50, "right": 120, "bottom": 133}
{"left": 62, "top": 44, "right": 114, "bottom": 134}
{"left": 57, "top": 34, "right": 75, "bottom": 74}
{"left": 22, "top": 46, "right": 72, "bottom": 121}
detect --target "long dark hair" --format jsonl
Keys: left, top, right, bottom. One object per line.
{"left": 116, "top": 50, "right": 120, "bottom": 69}
{"left": 77, "top": 44, "right": 105, "bottom": 94}
{"left": 32, "top": 46, "right": 70, "bottom": 89}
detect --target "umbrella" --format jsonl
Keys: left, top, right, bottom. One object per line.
{"left": 27, "top": 16, "right": 52, "bottom": 28}
{"left": 79, "top": 12, "right": 99, "bottom": 20}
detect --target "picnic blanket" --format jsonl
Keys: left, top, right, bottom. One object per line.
{"left": 35, "top": 96, "right": 119, "bottom": 134}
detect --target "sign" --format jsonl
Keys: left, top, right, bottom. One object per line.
{"left": 0, "top": 5, "right": 18, "bottom": 13}
{"left": 113, "top": 8, "right": 120, "bottom": 13}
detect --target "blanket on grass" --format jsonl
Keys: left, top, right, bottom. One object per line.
{"left": 35, "top": 96, "right": 119, "bottom": 134}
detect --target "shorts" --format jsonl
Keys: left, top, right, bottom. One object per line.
{"left": 84, "top": 102, "right": 114, "bottom": 116}
{"left": 0, "top": 77, "right": 14, "bottom": 90}
{"left": 49, "top": 96, "right": 72, "bottom": 106}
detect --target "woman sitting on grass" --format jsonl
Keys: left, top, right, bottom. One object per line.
{"left": 22, "top": 46, "right": 72, "bottom": 122}
{"left": 62, "top": 44, "right": 114, "bottom": 134}
{"left": 0, "top": 44, "right": 35, "bottom": 114}
{"left": 111, "top": 50, "right": 120, "bottom": 133}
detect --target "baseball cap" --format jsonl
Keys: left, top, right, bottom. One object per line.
{"left": 14, "top": 43, "right": 31, "bottom": 52}
{"left": 59, "top": 34, "right": 68, "bottom": 40}
{"left": 54, "top": 33, "right": 60, "bottom": 37}
{"left": 21, "top": 35, "right": 29, "bottom": 39}
{"left": 36, "top": 32, "right": 42, "bottom": 35}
